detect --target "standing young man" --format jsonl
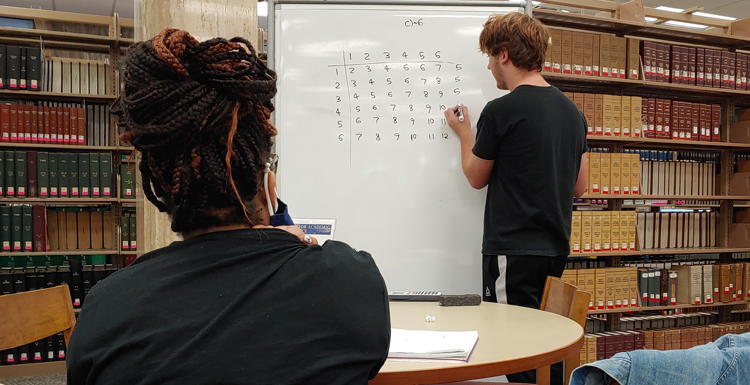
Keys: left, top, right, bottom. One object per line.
{"left": 445, "top": 12, "right": 588, "bottom": 384}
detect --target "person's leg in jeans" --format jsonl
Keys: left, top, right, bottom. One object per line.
{"left": 483, "top": 255, "right": 568, "bottom": 385}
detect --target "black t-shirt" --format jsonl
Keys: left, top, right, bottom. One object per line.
{"left": 473, "top": 85, "right": 588, "bottom": 257}
{"left": 67, "top": 229, "right": 390, "bottom": 385}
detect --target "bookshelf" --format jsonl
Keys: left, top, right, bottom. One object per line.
{"left": 588, "top": 300, "right": 750, "bottom": 315}
{"left": 535, "top": 0, "right": 750, "bottom": 367}
{"left": 0, "top": 6, "right": 140, "bottom": 379}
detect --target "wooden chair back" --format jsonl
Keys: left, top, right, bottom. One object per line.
{"left": 0, "top": 285, "right": 77, "bottom": 351}
{"left": 540, "top": 276, "right": 590, "bottom": 329}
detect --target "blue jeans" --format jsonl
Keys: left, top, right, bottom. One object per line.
{"left": 570, "top": 332, "right": 750, "bottom": 385}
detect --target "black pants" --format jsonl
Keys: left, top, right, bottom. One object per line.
{"left": 482, "top": 255, "right": 568, "bottom": 385}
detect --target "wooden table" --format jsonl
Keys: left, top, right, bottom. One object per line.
{"left": 370, "top": 302, "right": 584, "bottom": 385}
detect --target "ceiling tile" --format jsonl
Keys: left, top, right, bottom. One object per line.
{"left": 0, "top": 0, "right": 54, "bottom": 10}
{"left": 54, "top": 0, "right": 114, "bottom": 16}
{"left": 711, "top": 1, "right": 750, "bottom": 17}
{"left": 114, "top": 0, "right": 134, "bottom": 18}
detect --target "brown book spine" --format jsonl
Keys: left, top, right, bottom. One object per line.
{"left": 671, "top": 45, "right": 680, "bottom": 83}
{"left": 17, "top": 104, "right": 25, "bottom": 143}
{"left": 664, "top": 100, "right": 673, "bottom": 140}
{"left": 43, "top": 106, "right": 50, "bottom": 143}
{"left": 0, "top": 103, "right": 9, "bottom": 142}
{"left": 714, "top": 50, "right": 722, "bottom": 88}
{"left": 640, "top": 41, "right": 651, "bottom": 81}
{"left": 23, "top": 104, "right": 31, "bottom": 143}
{"left": 697, "top": 48, "right": 705, "bottom": 86}
{"left": 62, "top": 107, "right": 70, "bottom": 144}
{"left": 690, "top": 102, "right": 699, "bottom": 141}
{"left": 664, "top": 44, "right": 671, "bottom": 83}
{"left": 50, "top": 106, "right": 58, "bottom": 143}
{"left": 729, "top": 52, "right": 736, "bottom": 88}
{"left": 27, "top": 151, "right": 37, "bottom": 198}
{"left": 705, "top": 49, "right": 714, "bottom": 87}
{"left": 681, "top": 47, "right": 689, "bottom": 84}
{"left": 648, "top": 98, "right": 656, "bottom": 139}
{"left": 70, "top": 108, "right": 78, "bottom": 145}
{"left": 722, "top": 52, "right": 730, "bottom": 89}
{"left": 36, "top": 105, "right": 43, "bottom": 143}
{"left": 77, "top": 107, "right": 85, "bottom": 145}
{"left": 657, "top": 43, "right": 666, "bottom": 82}
{"left": 9, "top": 104, "right": 18, "bottom": 142}
{"left": 660, "top": 268, "right": 669, "bottom": 305}
{"left": 30, "top": 105, "right": 38, "bottom": 143}
{"left": 32, "top": 205, "right": 47, "bottom": 252}
{"left": 656, "top": 99, "right": 664, "bottom": 138}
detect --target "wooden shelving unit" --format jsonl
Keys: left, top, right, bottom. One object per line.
{"left": 533, "top": 0, "right": 750, "bottom": 349}
{"left": 582, "top": 195, "right": 750, "bottom": 200}
{"left": 588, "top": 300, "right": 749, "bottom": 315}
{"left": 573, "top": 247, "right": 750, "bottom": 258}
{"left": 0, "top": 361, "right": 67, "bottom": 378}
{"left": 0, "top": 5, "right": 140, "bottom": 380}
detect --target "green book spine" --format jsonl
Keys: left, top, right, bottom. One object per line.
{"left": 0, "top": 150, "right": 5, "bottom": 197}
{"left": 48, "top": 152, "right": 58, "bottom": 197}
{"left": 0, "top": 206, "right": 10, "bottom": 251}
{"left": 121, "top": 165, "right": 135, "bottom": 199}
{"left": 5, "top": 151, "right": 14, "bottom": 196}
{"left": 69, "top": 153, "right": 78, "bottom": 197}
{"left": 58, "top": 152, "right": 68, "bottom": 197}
{"left": 100, "top": 153, "right": 112, "bottom": 197}
{"left": 15, "top": 151, "right": 26, "bottom": 197}
{"left": 79, "top": 153, "right": 90, "bottom": 197}
{"left": 121, "top": 212, "right": 130, "bottom": 250}
{"left": 129, "top": 214, "right": 137, "bottom": 251}
{"left": 11, "top": 205, "right": 21, "bottom": 251}
{"left": 90, "top": 153, "right": 100, "bottom": 197}
{"left": 22, "top": 205, "right": 31, "bottom": 251}
{"left": 37, "top": 152, "right": 48, "bottom": 197}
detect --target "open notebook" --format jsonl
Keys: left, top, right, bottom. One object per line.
{"left": 388, "top": 329, "right": 479, "bottom": 361}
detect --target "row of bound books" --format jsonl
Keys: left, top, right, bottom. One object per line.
{"left": 121, "top": 211, "right": 137, "bottom": 251}
{"left": 579, "top": 321, "right": 750, "bottom": 365}
{"left": 0, "top": 46, "right": 41, "bottom": 91}
{"left": 0, "top": 151, "right": 113, "bottom": 198}
{"left": 0, "top": 102, "right": 111, "bottom": 146}
{"left": 636, "top": 211, "right": 718, "bottom": 250}
{"left": 46, "top": 208, "right": 117, "bottom": 251}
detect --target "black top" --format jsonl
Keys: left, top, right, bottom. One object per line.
{"left": 473, "top": 85, "right": 588, "bottom": 257}
{"left": 67, "top": 229, "right": 390, "bottom": 385}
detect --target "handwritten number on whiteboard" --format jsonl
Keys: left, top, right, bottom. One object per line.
{"left": 405, "top": 78, "right": 410, "bottom": 84}
{"left": 366, "top": 66, "right": 372, "bottom": 73}
{"left": 335, "top": 82, "right": 340, "bottom": 89}
{"left": 351, "top": 80, "right": 357, "bottom": 87}
{"left": 439, "top": 105, "right": 446, "bottom": 111}
{"left": 373, "top": 117, "right": 380, "bottom": 123}
{"left": 376, "top": 134, "right": 381, "bottom": 141}
{"left": 411, "top": 118, "right": 415, "bottom": 125}
{"left": 355, "top": 106, "right": 361, "bottom": 112}
{"left": 421, "top": 78, "right": 427, "bottom": 85}
{"left": 435, "top": 64, "right": 442, "bottom": 71}
{"left": 420, "top": 64, "right": 426, "bottom": 71}
{"left": 403, "top": 64, "right": 410, "bottom": 71}
{"left": 435, "top": 51, "right": 441, "bottom": 59}
{"left": 394, "top": 133, "right": 400, "bottom": 141}
{"left": 371, "top": 92, "right": 376, "bottom": 98}
{"left": 369, "top": 79, "right": 375, "bottom": 85}
{"left": 372, "top": 105, "right": 377, "bottom": 110}
{"left": 356, "top": 133, "right": 362, "bottom": 141}
{"left": 409, "top": 104, "right": 414, "bottom": 112}
{"left": 384, "top": 65, "right": 391, "bottom": 72}
{"left": 391, "top": 104, "right": 396, "bottom": 111}
{"left": 337, "top": 121, "right": 343, "bottom": 128}
{"left": 384, "top": 52, "right": 391, "bottom": 59}
{"left": 424, "top": 91, "right": 429, "bottom": 98}
{"left": 436, "top": 77, "right": 441, "bottom": 84}
{"left": 336, "top": 96, "right": 341, "bottom": 102}
{"left": 356, "top": 117, "right": 362, "bottom": 124}
{"left": 402, "top": 52, "right": 408, "bottom": 59}
{"left": 386, "top": 78, "right": 392, "bottom": 85}
{"left": 364, "top": 53, "right": 370, "bottom": 60}
{"left": 339, "top": 134, "right": 344, "bottom": 141}
{"left": 439, "top": 91, "right": 444, "bottom": 98}
{"left": 419, "top": 51, "right": 425, "bottom": 60}
{"left": 405, "top": 91, "right": 411, "bottom": 97}
{"left": 442, "top": 133, "right": 449, "bottom": 139}
{"left": 455, "top": 76, "right": 461, "bottom": 83}
{"left": 336, "top": 108, "right": 341, "bottom": 116}
{"left": 456, "top": 64, "right": 462, "bottom": 70}
{"left": 453, "top": 88, "right": 460, "bottom": 95}
{"left": 350, "top": 67, "right": 355, "bottom": 74}
{"left": 353, "top": 93, "right": 360, "bottom": 99}
{"left": 429, "top": 134, "right": 435, "bottom": 140}
{"left": 388, "top": 92, "right": 393, "bottom": 97}
{"left": 426, "top": 104, "right": 432, "bottom": 113}
{"left": 428, "top": 118, "right": 435, "bottom": 125}
{"left": 393, "top": 117, "right": 398, "bottom": 124}
{"left": 411, "top": 134, "right": 417, "bottom": 141}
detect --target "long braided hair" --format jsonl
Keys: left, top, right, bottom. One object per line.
{"left": 112, "top": 29, "right": 278, "bottom": 234}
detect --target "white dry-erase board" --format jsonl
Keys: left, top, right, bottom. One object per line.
{"left": 270, "top": 0, "right": 527, "bottom": 295}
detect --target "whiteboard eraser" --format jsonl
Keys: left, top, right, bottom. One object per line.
{"left": 439, "top": 294, "right": 481, "bottom": 306}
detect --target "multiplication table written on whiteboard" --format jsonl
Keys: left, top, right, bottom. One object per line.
{"left": 329, "top": 50, "right": 462, "bottom": 148}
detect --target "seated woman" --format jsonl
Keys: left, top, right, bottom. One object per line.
{"left": 66, "top": 29, "right": 390, "bottom": 385}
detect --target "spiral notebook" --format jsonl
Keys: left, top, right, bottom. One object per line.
{"left": 388, "top": 329, "right": 479, "bottom": 361}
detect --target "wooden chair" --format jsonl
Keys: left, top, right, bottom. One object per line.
{"left": 447, "top": 276, "right": 590, "bottom": 385}
{"left": 0, "top": 285, "right": 77, "bottom": 373}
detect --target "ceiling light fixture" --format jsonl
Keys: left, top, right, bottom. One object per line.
{"left": 692, "top": 11, "right": 736, "bottom": 21}
{"left": 664, "top": 20, "right": 709, "bottom": 29}
{"left": 655, "top": 6, "right": 685, "bottom": 13}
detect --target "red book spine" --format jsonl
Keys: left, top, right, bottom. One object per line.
{"left": 50, "top": 107, "right": 58, "bottom": 143}
{"left": 70, "top": 108, "right": 78, "bottom": 145}
{"left": 0, "top": 104, "right": 9, "bottom": 142}
{"left": 23, "top": 105, "right": 31, "bottom": 143}
{"left": 9, "top": 104, "right": 18, "bottom": 142}
{"left": 32, "top": 205, "right": 47, "bottom": 252}
{"left": 712, "top": 104, "right": 721, "bottom": 142}
{"left": 30, "top": 105, "right": 39, "bottom": 143}
{"left": 62, "top": 107, "right": 70, "bottom": 144}
{"left": 43, "top": 106, "right": 50, "bottom": 143}
{"left": 77, "top": 108, "right": 85, "bottom": 145}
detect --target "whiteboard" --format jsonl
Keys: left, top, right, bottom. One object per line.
{"left": 272, "top": 1, "right": 522, "bottom": 295}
